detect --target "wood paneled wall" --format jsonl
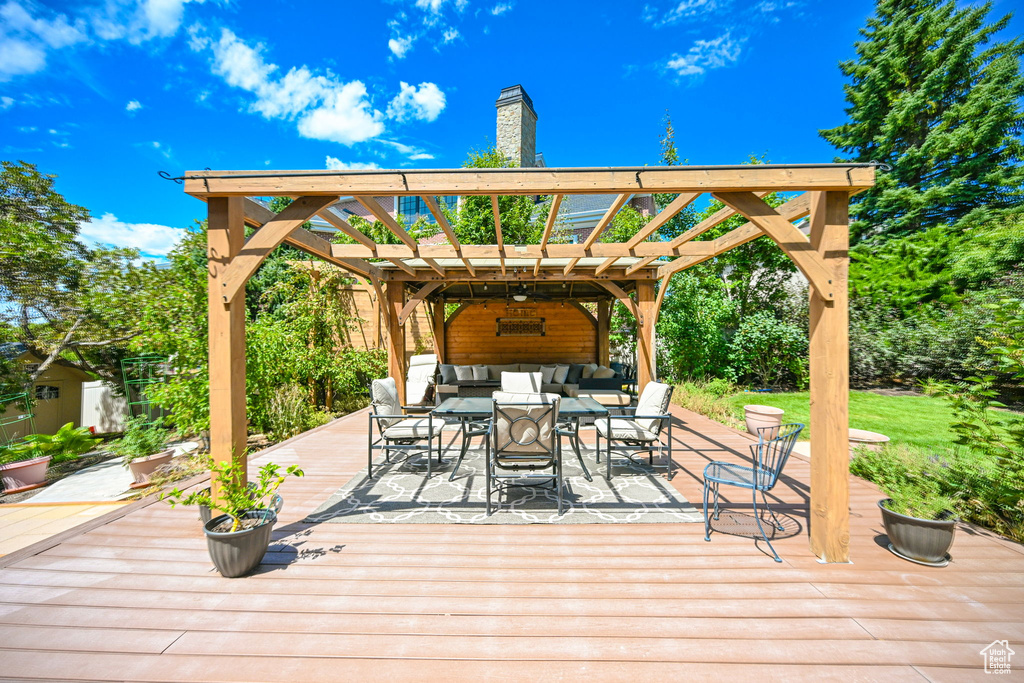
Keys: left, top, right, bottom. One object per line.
{"left": 446, "top": 302, "right": 597, "bottom": 366}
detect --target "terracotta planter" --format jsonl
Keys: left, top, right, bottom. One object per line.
{"left": 127, "top": 449, "right": 174, "bottom": 489}
{"left": 204, "top": 509, "right": 277, "bottom": 578}
{"left": 879, "top": 499, "right": 956, "bottom": 567}
{"left": 0, "top": 455, "right": 51, "bottom": 494}
{"left": 849, "top": 429, "right": 890, "bottom": 453}
{"left": 744, "top": 404, "right": 784, "bottom": 436}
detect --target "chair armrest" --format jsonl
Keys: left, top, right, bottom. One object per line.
{"left": 402, "top": 404, "right": 433, "bottom": 414}
{"left": 369, "top": 413, "right": 412, "bottom": 421}
{"left": 631, "top": 413, "right": 673, "bottom": 420}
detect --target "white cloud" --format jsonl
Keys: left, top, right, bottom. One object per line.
{"left": 645, "top": 0, "right": 721, "bottom": 27}
{"left": 208, "top": 28, "right": 385, "bottom": 145}
{"left": 126, "top": 99, "right": 142, "bottom": 112}
{"left": 325, "top": 155, "right": 380, "bottom": 171}
{"left": 0, "top": 96, "right": 14, "bottom": 109}
{"left": 666, "top": 31, "right": 744, "bottom": 76}
{"left": 409, "top": 152, "right": 434, "bottom": 160}
{"left": 387, "top": 81, "right": 446, "bottom": 123}
{"left": 0, "top": 2, "right": 87, "bottom": 81}
{"left": 415, "top": 0, "right": 445, "bottom": 12}
{"left": 80, "top": 212, "right": 186, "bottom": 258}
{"left": 491, "top": 3, "right": 513, "bottom": 15}
{"left": 89, "top": 0, "right": 203, "bottom": 45}
{"left": 441, "top": 27, "right": 459, "bottom": 43}
{"left": 388, "top": 34, "right": 414, "bottom": 58}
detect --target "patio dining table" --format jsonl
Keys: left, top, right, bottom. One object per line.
{"left": 432, "top": 396, "right": 608, "bottom": 483}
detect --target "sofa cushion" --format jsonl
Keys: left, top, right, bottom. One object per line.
{"left": 593, "top": 366, "right": 616, "bottom": 379}
{"left": 501, "top": 371, "right": 543, "bottom": 393}
{"left": 566, "top": 364, "right": 584, "bottom": 383}
{"left": 540, "top": 382, "right": 566, "bottom": 395}
{"left": 438, "top": 364, "right": 457, "bottom": 384}
{"left": 576, "top": 389, "right": 632, "bottom": 407}
{"left": 454, "top": 365, "right": 474, "bottom": 381}
{"left": 519, "top": 363, "right": 542, "bottom": 372}
{"left": 551, "top": 364, "right": 570, "bottom": 384}
{"left": 581, "top": 363, "right": 599, "bottom": 379}
{"left": 488, "top": 363, "right": 519, "bottom": 380}
{"left": 472, "top": 365, "right": 489, "bottom": 380}
{"left": 539, "top": 365, "right": 556, "bottom": 383}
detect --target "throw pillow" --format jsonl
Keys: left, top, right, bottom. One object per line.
{"left": 566, "top": 364, "right": 584, "bottom": 383}
{"left": 501, "top": 372, "right": 542, "bottom": 393}
{"left": 552, "top": 364, "right": 570, "bottom": 384}
{"left": 472, "top": 365, "right": 489, "bottom": 380}
{"left": 593, "top": 366, "right": 616, "bottom": 379}
{"left": 438, "top": 364, "right": 457, "bottom": 384}
{"left": 539, "top": 365, "right": 557, "bottom": 384}
{"left": 582, "top": 363, "right": 599, "bottom": 379}
{"left": 454, "top": 365, "right": 474, "bottom": 381}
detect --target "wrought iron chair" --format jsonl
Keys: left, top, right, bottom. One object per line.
{"left": 702, "top": 423, "right": 804, "bottom": 562}
{"left": 367, "top": 378, "right": 444, "bottom": 478}
{"left": 595, "top": 381, "right": 675, "bottom": 479}
{"left": 485, "top": 396, "right": 565, "bottom": 515}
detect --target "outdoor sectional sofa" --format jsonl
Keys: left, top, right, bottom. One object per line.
{"left": 435, "top": 362, "right": 631, "bottom": 405}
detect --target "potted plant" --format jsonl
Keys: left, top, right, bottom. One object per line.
{"left": 852, "top": 447, "right": 957, "bottom": 567}
{"left": 114, "top": 416, "right": 173, "bottom": 489}
{"left": 743, "top": 404, "right": 784, "bottom": 435}
{"left": 0, "top": 423, "right": 101, "bottom": 494}
{"left": 164, "top": 460, "right": 303, "bottom": 578}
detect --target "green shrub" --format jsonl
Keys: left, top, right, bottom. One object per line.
{"left": 851, "top": 444, "right": 956, "bottom": 520}
{"left": 671, "top": 381, "right": 743, "bottom": 430}
{"left": 264, "top": 384, "right": 335, "bottom": 442}
{"left": 728, "top": 312, "right": 808, "bottom": 388}
{"left": 0, "top": 422, "right": 101, "bottom": 465}
{"left": 112, "top": 416, "right": 169, "bottom": 466}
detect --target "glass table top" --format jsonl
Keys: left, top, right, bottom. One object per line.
{"left": 432, "top": 396, "right": 609, "bottom": 417}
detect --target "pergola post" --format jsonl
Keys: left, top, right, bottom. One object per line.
{"left": 635, "top": 280, "right": 657, "bottom": 394}
{"left": 431, "top": 300, "right": 446, "bottom": 362}
{"left": 808, "top": 191, "right": 851, "bottom": 563}
{"left": 597, "top": 300, "right": 611, "bottom": 366}
{"left": 386, "top": 281, "right": 407, "bottom": 404}
{"left": 207, "top": 197, "right": 248, "bottom": 492}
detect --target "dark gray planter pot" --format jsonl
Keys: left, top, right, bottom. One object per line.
{"left": 203, "top": 509, "right": 276, "bottom": 578}
{"left": 879, "top": 498, "right": 956, "bottom": 567}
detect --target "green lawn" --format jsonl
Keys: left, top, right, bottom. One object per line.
{"left": 727, "top": 390, "right": 985, "bottom": 452}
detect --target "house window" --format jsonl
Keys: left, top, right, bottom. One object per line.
{"left": 398, "top": 196, "right": 458, "bottom": 223}
{"left": 35, "top": 385, "right": 60, "bottom": 400}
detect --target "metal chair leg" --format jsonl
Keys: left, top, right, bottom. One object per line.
{"left": 761, "top": 489, "right": 784, "bottom": 531}
{"left": 752, "top": 486, "right": 782, "bottom": 562}
{"left": 703, "top": 478, "right": 711, "bottom": 541}
{"left": 712, "top": 481, "right": 721, "bottom": 520}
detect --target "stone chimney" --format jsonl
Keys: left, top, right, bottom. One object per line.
{"left": 495, "top": 85, "right": 537, "bottom": 168}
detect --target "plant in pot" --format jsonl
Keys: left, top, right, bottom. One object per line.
{"left": 0, "top": 423, "right": 101, "bottom": 494}
{"left": 851, "top": 445, "right": 957, "bottom": 567}
{"left": 163, "top": 460, "right": 303, "bottom": 578}
{"left": 114, "top": 416, "right": 173, "bottom": 489}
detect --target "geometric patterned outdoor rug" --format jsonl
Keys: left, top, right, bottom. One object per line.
{"left": 305, "top": 444, "right": 703, "bottom": 524}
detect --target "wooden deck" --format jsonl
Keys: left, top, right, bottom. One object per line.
{"left": 0, "top": 406, "right": 1021, "bottom": 681}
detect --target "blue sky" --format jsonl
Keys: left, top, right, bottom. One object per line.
{"left": 1, "top": 0, "right": 1019, "bottom": 258}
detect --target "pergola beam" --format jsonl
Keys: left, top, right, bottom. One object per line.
{"left": 331, "top": 241, "right": 724, "bottom": 260}
{"left": 185, "top": 165, "right": 876, "bottom": 197}
{"left": 581, "top": 193, "right": 631, "bottom": 250}
{"left": 355, "top": 196, "right": 417, "bottom": 250}
{"left": 536, "top": 194, "right": 563, "bottom": 275}
{"left": 491, "top": 196, "right": 505, "bottom": 275}
{"left": 422, "top": 195, "right": 475, "bottom": 275}
{"left": 397, "top": 281, "right": 444, "bottom": 325}
{"left": 625, "top": 192, "right": 701, "bottom": 248}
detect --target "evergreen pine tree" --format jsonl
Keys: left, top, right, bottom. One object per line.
{"left": 820, "top": 0, "right": 1024, "bottom": 242}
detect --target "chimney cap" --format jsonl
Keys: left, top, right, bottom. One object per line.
{"left": 496, "top": 84, "right": 537, "bottom": 118}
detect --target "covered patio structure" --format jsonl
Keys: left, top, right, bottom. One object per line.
{"left": 188, "top": 163, "right": 875, "bottom": 563}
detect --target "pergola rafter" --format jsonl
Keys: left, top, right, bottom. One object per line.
{"left": 192, "top": 163, "right": 874, "bottom": 564}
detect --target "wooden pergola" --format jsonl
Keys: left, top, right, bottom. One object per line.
{"left": 186, "top": 163, "right": 875, "bottom": 563}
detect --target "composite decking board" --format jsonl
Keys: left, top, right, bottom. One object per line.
{"left": 0, "top": 405, "right": 1020, "bottom": 680}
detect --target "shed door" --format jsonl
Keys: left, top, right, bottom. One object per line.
{"left": 33, "top": 381, "right": 64, "bottom": 435}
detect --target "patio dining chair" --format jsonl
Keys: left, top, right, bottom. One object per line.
{"left": 367, "top": 378, "right": 445, "bottom": 478}
{"left": 595, "top": 381, "right": 675, "bottom": 480}
{"left": 702, "top": 422, "right": 804, "bottom": 562}
{"left": 486, "top": 394, "right": 566, "bottom": 515}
